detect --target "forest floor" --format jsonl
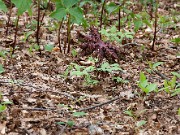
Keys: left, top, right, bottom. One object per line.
{"left": 0, "top": 0, "right": 180, "bottom": 135}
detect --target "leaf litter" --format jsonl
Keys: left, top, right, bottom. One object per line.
{"left": 0, "top": 0, "right": 180, "bottom": 135}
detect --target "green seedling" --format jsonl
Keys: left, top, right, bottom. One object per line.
{"left": 57, "top": 120, "right": 75, "bottom": 127}
{"left": 158, "top": 72, "right": 180, "bottom": 96}
{"left": 171, "top": 38, "right": 180, "bottom": 45}
{"left": 0, "top": 50, "right": 8, "bottom": 58}
{"left": 100, "top": 26, "right": 134, "bottom": 44}
{"left": 124, "top": 109, "right": 137, "bottom": 119}
{"left": 138, "top": 72, "right": 158, "bottom": 94}
{"left": 163, "top": 76, "right": 176, "bottom": 93}
{"left": 45, "top": 44, "right": 54, "bottom": 52}
{"left": 146, "top": 61, "right": 163, "bottom": 73}
{"left": 0, "top": 64, "right": 5, "bottom": 74}
{"left": 97, "top": 62, "right": 122, "bottom": 73}
{"left": 112, "top": 77, "right": 129, "bottom": 84}
{"left": 73, "top": 111, "right": 86, "bottom": 117}
{"left": 0, "top": 92, "right": 13, "bottom": 113}
{"left": 23, "top": 31, "right": 34, "bottom": 42}
{"left": 178, "top": 108, "right": 180, "bottom": 115}
{"left": 71, "top": 48, "right": 78, "bottom": 57}
{"left": 136, "top": 120, "right": 147, "bottom": 128}
{"left": 28, "top": 44, "right": 40, "bottom": 53}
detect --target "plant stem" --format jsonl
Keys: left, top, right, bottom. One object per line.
{"left": 99, "top": 0, "right": 106, "bottom": 32}
{"left": 36, "top": 0, "right": 41, "bottom": 54}
{"left": 5, "top": 2, "right": 12, "bottom": 36}
{"left": 152, "top": 0, "right": 158, "bottom": 51}
{"left": 67, "top": 15, "right": 71, "bottom": 53}
{"left": 58, "top": 18, "right": 64, "bottom": 53}
{"left": 12, "top": 15, "right": 19, "bottom": 55}
{"left": 118, "top": 7, "right": 121, "bottom": 32}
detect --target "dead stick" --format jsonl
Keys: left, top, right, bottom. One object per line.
{"left": 79, "top": 96, "right": 121, "bottom": 111}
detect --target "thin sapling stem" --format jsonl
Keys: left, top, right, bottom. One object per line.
{"left": 152, "top": 0, "right": 158, "bottom": 51}
{"left": 57, "top": 18, "right": 64, "bottom": 53}
{"left": 12, "top": 15, "right": 19, "bottom": 55}
{"left": 36, "top": 0, "right": 42, "bottom": 54}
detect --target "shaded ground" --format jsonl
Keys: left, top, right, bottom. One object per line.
{"left": 0, "top": 0, "right": 180, "bottom": 134}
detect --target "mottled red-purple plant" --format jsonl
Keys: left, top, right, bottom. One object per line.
{"left": 78, "top": 27, "right": 123, "bottom": 63}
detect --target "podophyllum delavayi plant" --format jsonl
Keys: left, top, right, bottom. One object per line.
{"left": 50, "top": 0, "right": 84, "bottom": 53}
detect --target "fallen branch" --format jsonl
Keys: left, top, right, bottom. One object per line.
{"left": 79, "top": 96, "right": 121, "bottom": 111}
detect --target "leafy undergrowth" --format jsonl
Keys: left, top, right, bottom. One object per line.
{"left": 0, "top": 0, "right": 180, "bottom": 135}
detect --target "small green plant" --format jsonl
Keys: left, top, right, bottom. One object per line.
{"left": 124, "top": 109, "right": 135, "bottom": 117}
{"left": 0, "top": 92, "right": 13, "bottom": 113}
{"left": 100, "top": 26, "right": 134, "bottom": 44}
{"left": 178, "top": 108, "right": 180, "bottom": 115}
{"left": 28, "top": 44, "right": 40, "bottom": 54}
{"left": 57, "top": 120, "right": 75, "bottom": 127}
{"left": 163, "top": 76, "right": 176, "bottom": 93}
{"left": 112, "top": 77, "right": 129, "bottom": 84}
{"left": 157, "top": 72, "right": 180, "bottom": 96}
{"left": 44, "top": 44, "right": 54, "bottom": 52}
{"left": 0, "top": 50, "right": 8, "bottom": 59}
{"left": 171, "top": 38, "right": 180, "bottom": 45}
{"left": 0, "top": 64, "right": 5, "bottom": 74}
{"left": 146, "top": 61, "right": 163, "bottom": 73}
{"left": 138, "top": 72, "right": 158, "bottom": 94}
{"left": 73, "top": 111, "right": 86, "bottom": 117}
{"left": 136, "top": 120, "right": 147, "bottom": 128}
{"left": 97, "top": 62, "right": 122, "bottom": 73}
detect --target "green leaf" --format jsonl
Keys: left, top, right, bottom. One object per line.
{"left": 62, "top": 0, "right": 79, "bottom": 8}
{"left": 146, "top": 83, "right": 157, "bottom": 92}
{"left": 11, "top": 0, "right": 32, "bottom": 15}
{"left": 0, "top": 104, "right": 6, "bottom": 112}
{"left": 134, "top": 20, "right": 143, "bottom": 32}
{"left": 45, "top": 44, "right": 54, "bottom": 52}
{"left": 69, "top": 7, "right": 84, "bottom": 24}
{"left": 0, "top": 0, "right": 8, "bottom": 12}
{"left": 171, "top": 72, "right": 180, "bottom": 78}
{"left": 66, "top": 120, "right": 75, "bottom": 127}
{"left": 171, "top": 38, "right": 180, "bottom": 44}
{"left": 178, "top": 108, "right": 180, "bottom": 115}
{"left": 73, "top": 111, "right": 86, "bottom": 117}
{"left": 71, "top": 71, "right": 85, "bottom": 76}
{"left": 2, "top": 101, "right": 13, "bottom": 105}
{"left": 106, "top": 2, "right": 119, "bottom": 14}
{"left": 171, "top": 88, "right": 180, "bottom": 96}
{"left": 83, "top": 66, "right": 95, "bottom": 72}
{"left": 139, "top": 72, "right": 146, "bottom": 82}
{"left": 0, "top": 64, "right": 5, "bottom": 74}
{"left": 152, "top": 62, "right": 163, "bottom": 69}
{"left": 50, "top": 7, "right": 66, "bottom": 21}
{"left": 164, "top": 80, "right": 170, "bottom": 93}
{"left": 24, "top": 31, "right": 34, "bottom": 41}
{"left": 170, "top": 76, "right": 176, "bottom": 88}
{"left": 57, "top": 121, "right": 65, "bottom": 125}
{"left": 124, "top": 110, "right": 134, "bottom": 117}
{"left": 136, "top": 120, "right": 147, "bottom": 127}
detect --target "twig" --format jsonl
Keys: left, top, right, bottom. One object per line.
{"left": 19, "top": 107, "right": 56, "bottom": 111}
{"left": 79, "top": 96, "right": 121, "bottom": 111}
{"left": 122, "top": 43, "right": 141, "bottom": 47}
{"left": 154, "top": 70, "right": 170, "bottom": 81}
{"left": 0, "top": 80, "right": 75, "bottom": 99}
